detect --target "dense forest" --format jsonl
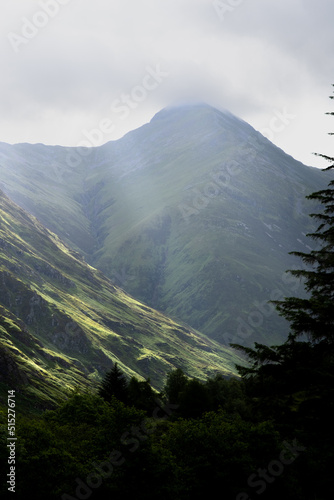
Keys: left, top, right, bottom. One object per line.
{"left": 1, "top": 89, "right": 334, "bottom": 499}
{"left": 0, "top": 354, "right": 332, "bottom": 499}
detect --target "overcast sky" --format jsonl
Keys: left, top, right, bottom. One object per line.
{"left": 1, "top": 0, "right": 334, "bottom": 167}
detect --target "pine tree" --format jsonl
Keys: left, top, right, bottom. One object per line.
{"left": 98, "top": 362, "right": 128, "bottom": 404}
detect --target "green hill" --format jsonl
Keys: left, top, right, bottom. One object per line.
{"left": 0, "top": 190, "right": 241, "bottom": 411}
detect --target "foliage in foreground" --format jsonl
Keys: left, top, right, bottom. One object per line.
{"left": 0, "top": 362, "right": 331, "bottom": 500}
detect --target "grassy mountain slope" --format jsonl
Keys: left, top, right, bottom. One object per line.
{"left": 0, "top": 104, "right": 332, "bottom": 348}
{"left": 0, "top": 190, "right": 241, "bottom": 410}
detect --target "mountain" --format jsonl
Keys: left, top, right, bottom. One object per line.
{"left": 0, "top": 190, "right": 242, "bottom": 411}
{"left": 0, "top": 104, "right": 332, "bottom": 349}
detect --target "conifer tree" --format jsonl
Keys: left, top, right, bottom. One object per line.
{"left": 98, "top": 362, "right": 128, "bottom": 404}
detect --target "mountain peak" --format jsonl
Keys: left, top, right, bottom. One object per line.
{"left": 150, "top": 101, "right": 234, "bottom": 122}
{"left": 142, "top": 101, "right": 262, "bottom": 152}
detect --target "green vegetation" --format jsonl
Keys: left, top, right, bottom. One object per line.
{"left": 0, "top": 371, "right": 284, "bottom": 499}
{"left": 0, "top": 189, "right": 242, "bottom": 411}
{"left": 0, "top": 362, "right": 330, "bottom": 499}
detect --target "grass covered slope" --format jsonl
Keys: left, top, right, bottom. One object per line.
{"left": 0, "top": 190, "right": 241, "bottom": 410}
{"left": 0, "top": 307, "right": 92, "bottom": 412}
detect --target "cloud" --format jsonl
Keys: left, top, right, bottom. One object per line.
{"left": 0, "top": 0, "right": 333, "bottom": 166}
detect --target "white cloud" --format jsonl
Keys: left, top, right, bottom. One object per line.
{"left": 0, "top": 0, "right": 333, "bottom": 167}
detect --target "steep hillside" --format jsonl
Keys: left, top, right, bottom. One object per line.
{"left": 0, "top": 190, "right": 241, "bottom": 410}
{"left": 0, "top": 104, "right": 332, "bottom": 348}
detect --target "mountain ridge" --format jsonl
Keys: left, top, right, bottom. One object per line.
{"left": 0, "top": 104, "right": 332, "bottom": 351}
